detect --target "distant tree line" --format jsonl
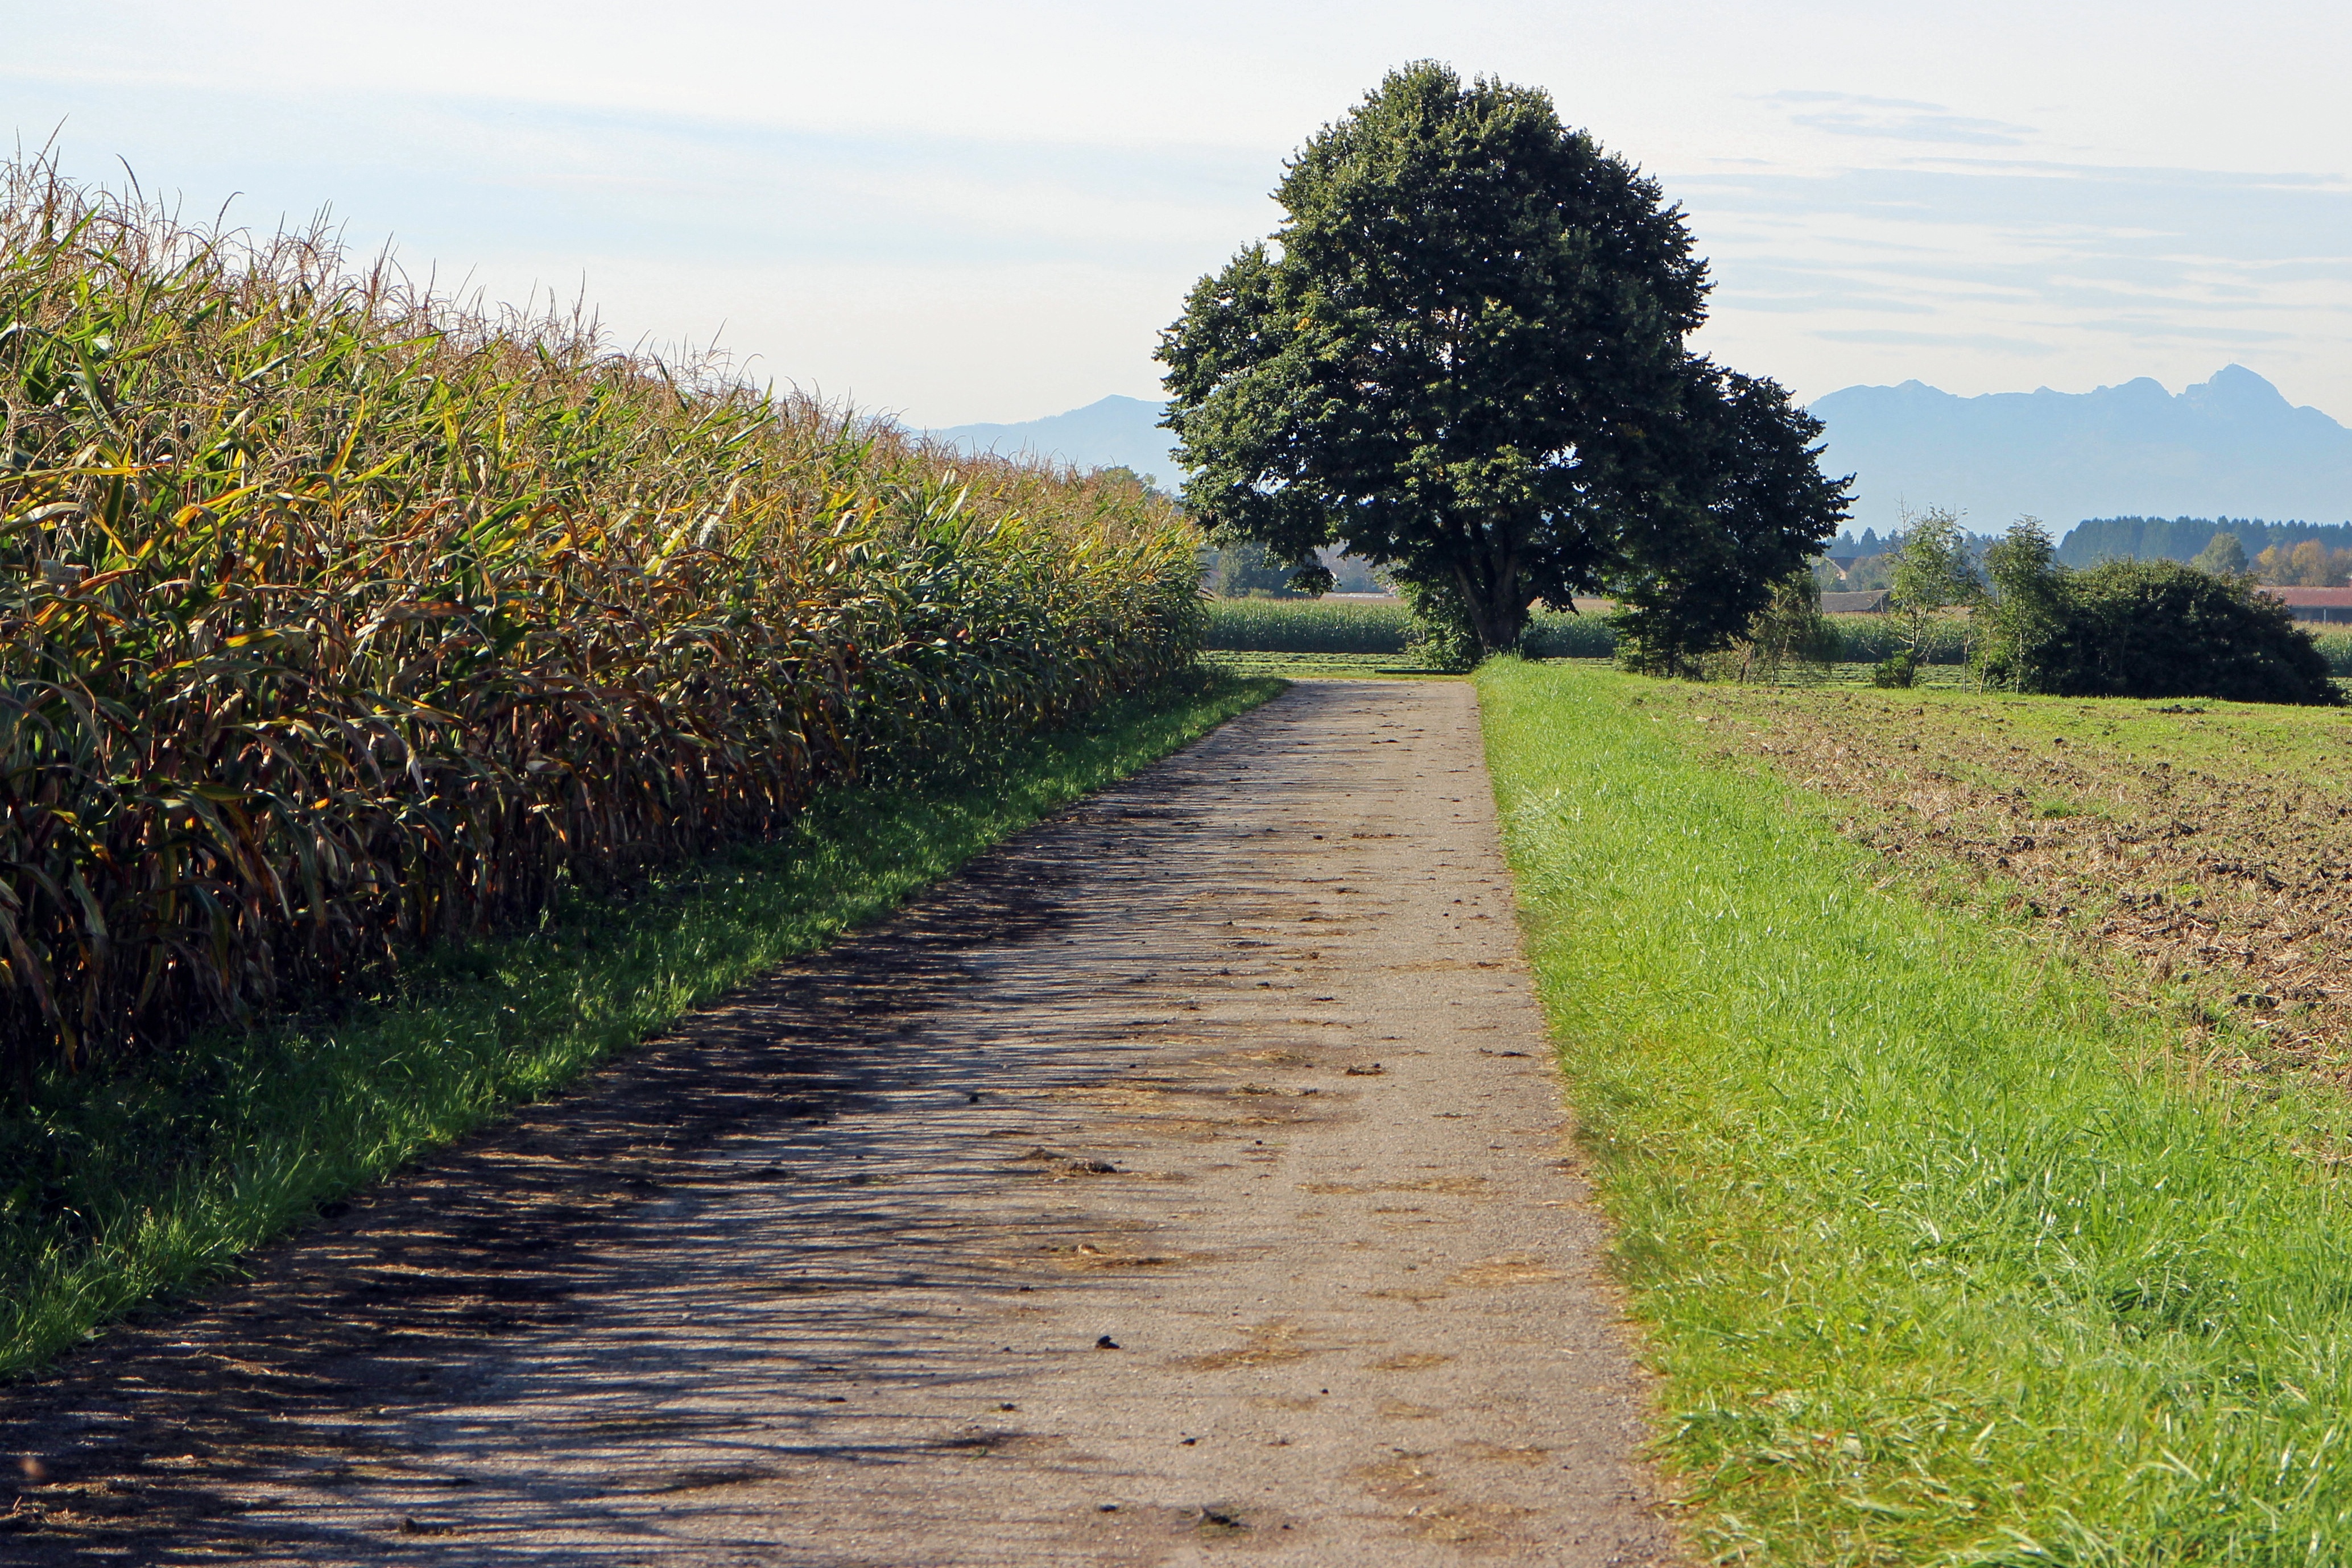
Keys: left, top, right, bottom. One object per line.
{"left": 2055, "top": 516, "right": 2352, "bottom": 568}
{"left": 1823, "top": 516, "right": 2352, "bottom": 594}
{"left": 2069, "top": 521, "right": 2352, "bottom": 588}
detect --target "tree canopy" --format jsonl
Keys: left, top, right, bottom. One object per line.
{"left": 1158, "top": 62, "right": 1848, "bottom": 660}
{"left": 2191, "top": 531, "right": 2250, "bottom": 577}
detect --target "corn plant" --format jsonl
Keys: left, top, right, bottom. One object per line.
{"left": 0, "top": 156, "right": 1202, "bottom": 1088}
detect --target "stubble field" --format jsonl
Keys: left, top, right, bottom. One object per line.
{"left": 1680, "top": 682, "right": 2352, "bottom": 1099}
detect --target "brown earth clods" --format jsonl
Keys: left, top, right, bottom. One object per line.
{"left": 1673, "top": 687, "right": 2352, "bottom": 1079}
{"left": 0, "top": 680, "right": 1672, "bottom": 1567}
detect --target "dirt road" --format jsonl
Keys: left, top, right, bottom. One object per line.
{"left": 1, "top": 680, "right": 1669, "bottom": 1565}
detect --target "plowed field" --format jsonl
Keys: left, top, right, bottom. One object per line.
{"left": 1649, "top": 682, "right": 2352, "bottom": 1088}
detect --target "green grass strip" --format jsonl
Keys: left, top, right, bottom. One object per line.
{"left": 0, "top": 671, "right": 1282, "bottom": 1380}
{"left": 1204, "top": 649, "right": 1464, "bottom": 680}
{"left": 1475, "top": 658, "right": 2352, "bottom": 1566}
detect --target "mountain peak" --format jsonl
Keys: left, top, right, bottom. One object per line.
{"left": 2185, "top": 363, "right": 2292, "bottom": 413}
{"left": 1809, "top": 369, "right": 2351, "bottom": 531}
{"left": 929, "top": 395, "right": 1179, "bottom": 485}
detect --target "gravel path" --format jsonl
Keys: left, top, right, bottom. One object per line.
{"left": 1, "top": 679, "right": 1670, "bottom": 1565}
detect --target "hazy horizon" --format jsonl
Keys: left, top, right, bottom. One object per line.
{"left": 934, "top": 364, "right": 2352, "bottom": 532}
{"left": 8, "top": 1, "right": 2349, "bottom": 431}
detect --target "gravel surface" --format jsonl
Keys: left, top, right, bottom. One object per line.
{"left": 1, "top": 679, "right": 1669, "bottom": 1565}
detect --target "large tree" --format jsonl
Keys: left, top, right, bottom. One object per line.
{"left": 1159, "top": 63, "right": 1847, "bottom": 658}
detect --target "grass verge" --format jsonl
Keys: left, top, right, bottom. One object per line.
{"left": 0, "top": 671, "right": 1282, "bottom": 1380}
{"left": 1477, "top": 657, "right": 2352, "bottom": 1565}
{"left": 1206, "top": 648, "right": 1465, "bottom": 679}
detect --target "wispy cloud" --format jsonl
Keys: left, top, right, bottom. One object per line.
{"left": 1678, "top": 152, "right": 2352, "bottom": 417}
{"left": 2073, "top": 317, "right": 2295, "bottom": 342}
{"left": 1765, "top": 92, "right": 2036, "bottom": 147}
{"left": 1813, "top": 328, "right": 2059, "bottom": 355}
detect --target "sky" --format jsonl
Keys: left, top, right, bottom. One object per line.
{"left": 6, "top": 1, "right": 2349, "bottom": 429}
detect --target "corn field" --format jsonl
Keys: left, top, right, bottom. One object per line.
{"left": 0, "top": 158, "right": 1202, "bottom": 1089}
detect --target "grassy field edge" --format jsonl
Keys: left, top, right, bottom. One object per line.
{"left": 1475, "top": 658, "right": 2352, "bottom": 1566}
{"left": 0, "top": 671, "right": 1283, "bottom": 1380}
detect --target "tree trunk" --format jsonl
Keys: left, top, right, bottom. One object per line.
{"left": 1454, "top": 551, "right": 1531, "bottom": 658}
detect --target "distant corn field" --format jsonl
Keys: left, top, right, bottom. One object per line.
{"left": 1202, "top": 598, "right": 1612, "bottom": 658}
{"left": 0, "top": 158, "right": 1202, "bottom": 1086}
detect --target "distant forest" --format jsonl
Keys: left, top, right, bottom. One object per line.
{"left": 1828, "top": 518, "right": 2352, "bottom": 569}
{"left": 2058, "top": 518, "right": 2352, "bottom": 567}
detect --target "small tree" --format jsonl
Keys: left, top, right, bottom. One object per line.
{"left": 1887, "top": 507, "right": 1981, "bottom": 659}
{"left": 2291, "top": 539, "right": 2337, "bottom": 586}
{"left": 1716, "top": 567, "right": 1833, "bottom": 682}
{"left": 2191, "top": 531, "right": 2249, "bottom": 577}
{"left": 1973, "top": 518, "right": 2067, "bottom": 689}
{"left": 1397, "top": 576, "right": 1481, "bottom": 672}
{"left": 1210, "top": 539, "right": 1307, "bottom": 598}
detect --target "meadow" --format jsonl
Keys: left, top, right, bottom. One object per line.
{"left": 1482, "top": 660, "right": 2352, "bottom": 1564}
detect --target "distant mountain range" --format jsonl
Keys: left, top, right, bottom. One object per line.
{"left": 931, "top": 396, "right": 1181, "bottom": 488}
{"left": 1813, "top": 366, "right": 2352, "bottom": 535}
{"left": 932, "top": 366, "right": 2352, "bottom": 543}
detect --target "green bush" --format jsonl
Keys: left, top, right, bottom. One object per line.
{"left": 1981, "top": 554, "right": 2339, "bottom": 705}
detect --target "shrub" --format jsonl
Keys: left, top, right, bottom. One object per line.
{"left": 1872, "top": 650, "right": 1919, "bottom": 688}
{"left": 2041, "top": 561, "right": 2339, "bottom": 703}
{"left": 1975, "top": 524, "right": 2338, "bottom": 705}
{"left": 1399, "top": 577, "right": 1481, "bottom": 671}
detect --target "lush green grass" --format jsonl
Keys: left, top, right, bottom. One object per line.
{"left": 1478, "top": 658, "right": 2352, "bottom": 1566}
{"left": 0, "top": 671, "right": 1282, "bottom": 1379}
{"left": 1205, "top": 648, "right": 1464, "bottom": 679}
{"left": 1764, "top": 660, "right": 1975, "bottom": 690}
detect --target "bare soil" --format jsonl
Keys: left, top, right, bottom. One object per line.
{"left": 1666, "top": 682, "right": 2352, "bottom": 1081}
{"left": 0, "top": 680, "right": 1670, "bottom": 1566}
